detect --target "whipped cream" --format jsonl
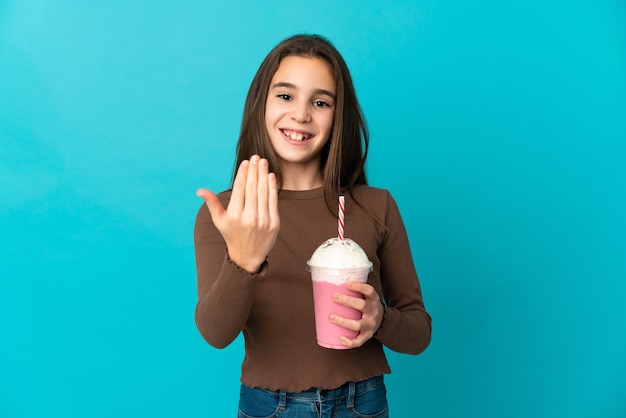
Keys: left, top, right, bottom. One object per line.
{"left": 307, "top": 238, "right": 372, "bottom": 271}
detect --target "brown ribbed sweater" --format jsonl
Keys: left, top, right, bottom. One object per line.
{"left": 194, "top": 185, "right": 431, "bottom": 392}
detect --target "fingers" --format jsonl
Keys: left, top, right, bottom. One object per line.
{"left": 196, "top": 188, "right": 226, "bottom": 224}
{"left": 329, "top": 311, "right": 376, "bottom": 349}
{"left": 196, "top": 187, "right": 215, "bottom": 202}
{"left": 346, "top": 280, "right": 377, "bottom": 299}
{"left": 257, "top": 157, "right": 270, "bottom": 226}
{"left": 339, "top": 334, "right": 367, "bottom": 349}
{"left": 330, "top": 281, "right": 383, "bottom": 348}
{"left": 196, "top": 154, "right": 279, "bottom": 273}
{"left": 220, "top": 155, "right": 276, "bottom": 219}
{"left": 229, "top": 159, "right": 250, "bottom": 212}
{"left": 330, "top": 313, "right": 377, "bottom": 349}
{"left": 332, "top": 281, "right": 375, "bottom": 311}
{"left": 268, "top": 172, "right": 279, "bottom": 228}
{"left": 243, "top": 155, "right": 260, "bottom": 218}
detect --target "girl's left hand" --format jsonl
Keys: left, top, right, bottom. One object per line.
{"left": 329, "top": 281, "right": 384, "bottom": 348}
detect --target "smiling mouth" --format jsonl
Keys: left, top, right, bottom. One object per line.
{"left": 281, "top": 129, "right": 313, "bottom": 141}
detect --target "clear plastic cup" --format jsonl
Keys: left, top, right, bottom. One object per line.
{"left": 307, "top": 238, "right": 373, "bottom": 349}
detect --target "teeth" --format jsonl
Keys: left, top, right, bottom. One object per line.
{"left": 283, "top": 130, "right": 311, "bottom": 141}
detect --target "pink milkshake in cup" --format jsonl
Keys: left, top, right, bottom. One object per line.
{"left": 307, "top": 237, "right": 373, "bottom": 349}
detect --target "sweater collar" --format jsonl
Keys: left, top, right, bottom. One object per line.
{"left": 278, "top": 187, "right": 325, "bottom": 200}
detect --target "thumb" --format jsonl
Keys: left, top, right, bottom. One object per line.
{"left": 196, "top": 188, "right": 226, "bottom": 223}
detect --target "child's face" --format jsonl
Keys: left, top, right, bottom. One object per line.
{"left": 265, "top": 56, "right": 336, "bottom": 172}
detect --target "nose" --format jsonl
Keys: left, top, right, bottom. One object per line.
{"left": 289, "top": 101, "right": 311, "bottom": 123}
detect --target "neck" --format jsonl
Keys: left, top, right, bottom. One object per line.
{"left": 280, "top": 161, "right": 324, "bottom": 191}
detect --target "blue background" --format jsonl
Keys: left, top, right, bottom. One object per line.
{"left": 1, "top": 1, "right": 625, "bottom": 417}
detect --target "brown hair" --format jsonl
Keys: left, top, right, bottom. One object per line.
{"left": 234, "top": 34, "right": 369, "bottom": 213}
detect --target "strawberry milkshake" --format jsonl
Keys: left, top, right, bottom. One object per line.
{"left": 307, "top": 238, "right": 373, "bottom": 349}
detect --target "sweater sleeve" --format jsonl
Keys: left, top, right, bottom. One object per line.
{"left": 373, "top": 192, "right": 432, "bottom": 355}
{"left": 193, "top": 200, "right": 266, "bottom": 348}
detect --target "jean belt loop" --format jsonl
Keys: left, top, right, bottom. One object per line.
{"left": 347, "top": 381, "right": 356, "bottom": 408}
{"left": 278, "top": 389, "right": 287, "bottom": 411}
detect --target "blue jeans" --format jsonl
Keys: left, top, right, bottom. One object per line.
{"left": 237, "top": 375, "right": 389, "bottom": 418}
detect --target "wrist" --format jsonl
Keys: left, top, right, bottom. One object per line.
{"left": 227, "top": 251, "right": 265, "bottom": 274}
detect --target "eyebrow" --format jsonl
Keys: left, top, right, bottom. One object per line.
{"left": 270, "top": 82, "right": 336, "bottom": 100}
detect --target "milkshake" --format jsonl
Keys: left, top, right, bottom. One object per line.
{"left": 307, "top": 238, "right": 373, "bottom": 349}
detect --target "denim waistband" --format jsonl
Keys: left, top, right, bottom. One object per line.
{"left": 280, "top": 375, "right": 384, "bottom": 402}
{"left": 239, "top": 375, "right": 387, "bottom": 416}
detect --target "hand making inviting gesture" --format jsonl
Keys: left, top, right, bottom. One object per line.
{"left": 196, "top": 155, "right": 280, "bottom": 274}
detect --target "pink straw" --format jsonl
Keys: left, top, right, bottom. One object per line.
{"left": 338, "top": 195, "right": 345, "bottom": 240}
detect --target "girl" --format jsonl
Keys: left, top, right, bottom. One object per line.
{"left": 194, "top": 34, "right": 431, "bottom": 418}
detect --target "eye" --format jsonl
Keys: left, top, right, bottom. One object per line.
{"left": 277, "top": 93, "right": 292, "bottom": 101}
{"left": 313, "top": 100, "right": 331, "bottom": 108}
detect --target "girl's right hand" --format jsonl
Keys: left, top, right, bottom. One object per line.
{"left": 196, "top": 155, "right": 280, "bottom": 273}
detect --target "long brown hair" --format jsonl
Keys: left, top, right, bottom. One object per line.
{"left": 234, "top": 34, "right": 369, "bottom": 213}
